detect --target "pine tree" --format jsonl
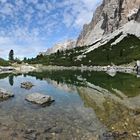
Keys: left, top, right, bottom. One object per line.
{"left": 9, "top": 50, "right": 14, "bottom": 61}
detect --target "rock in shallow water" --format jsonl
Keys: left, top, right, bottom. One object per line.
{"left": 0, "top": 88, "right": 14, "bottom": 100}
{"left": 25, "top": 93, "right": 54, "bottom": 105}
{"left": 21, "top": 82, "right": 34, "bottom": 90}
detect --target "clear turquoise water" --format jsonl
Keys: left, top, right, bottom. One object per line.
{"left": 0, "top": 71, "right": 140, "bottom": 139}
{"left": 0, "top": 73, "right": 105, "bottom": 139}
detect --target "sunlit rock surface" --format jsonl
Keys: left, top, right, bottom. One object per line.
{"left": 77, "top": 0, "right": 140, "bottom": 47}
{"left": 40, "top": 40, "right": 76, "bottom": 55}
{"left": 26, "top": 93, "right": 54, "bottom": 105}
{"left": 0, "top": 88, "right": 14, "bottom": 100}
{"left": 15, "top": 65, "right": 36, "bottom": 73}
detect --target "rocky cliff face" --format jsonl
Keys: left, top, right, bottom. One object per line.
{"left": 40, "top": 40, "right": 76, "bottom": 55}
{"left": 76, "top": 0, "right": 140, "bottom": 47}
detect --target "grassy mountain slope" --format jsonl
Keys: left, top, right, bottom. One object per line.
{"left": 82, "top": 34, "right": 140, "bottom": 65}
{"left": 0, "top": 58, "right": 10, "bottom": 66}
{"left": 27, "top": 34, "right": 140, "bottom": 66}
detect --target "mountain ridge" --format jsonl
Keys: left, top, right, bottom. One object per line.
{"left": 28, "top": 0, "right": 140, "bottom": 66}
{"left": 40, "top": 40, "right": 76, "bottom": 55}
{"left": 76, "top": 0, "right": 140, "bottom": 47}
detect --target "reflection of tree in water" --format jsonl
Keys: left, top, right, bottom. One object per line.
{"left": 23, "top": 74, "right": 27, "bottom": 77}
{"left": 9, "top": 75, "right": 14, "bottom": 86}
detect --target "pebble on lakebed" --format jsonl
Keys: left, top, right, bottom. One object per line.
{"left": 25, "top": 93, "right": 54, "bottom": 105}
{"left": 21, "top": 82, "right": 34, "bottom": 90}
{"left": 0, "top": 88, "right": 14, "bottom": 100}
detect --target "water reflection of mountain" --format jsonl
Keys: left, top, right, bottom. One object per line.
{"left": 28, "top": 70, "right": 140, "bottom": 97}
{"left": 78, "top": 86, "right": 140, "bottom": 136}
{"left": 44, "top": 78, "right": 77, "bottom": 93}
{"left": 1, "top": 70, "right": 140, "bottom": 97}
{"left": 28, "top": 70, "right": 86, "bottom": 87}
{"left": 0, "top": 70, "right": 140, "bottom": 136}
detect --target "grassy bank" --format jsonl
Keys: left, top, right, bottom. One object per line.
{"left": 0, "top": 58, "right": 10, "bottom": 66}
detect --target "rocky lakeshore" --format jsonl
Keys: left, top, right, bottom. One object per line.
{"left": 0, "top": 65, "right": 36, "bottom": 74}
{"left": 0, "top": 66, "right": 15, "bottom": 74}
{"left": 0, "top": 63, "right": 138, "bottom": 76}
{"left": 35, "top": 65, "right": 136, "bottom": 75}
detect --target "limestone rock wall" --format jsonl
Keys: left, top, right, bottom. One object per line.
{"left": 76, "top": 0, "right": 140, "bottom": 47}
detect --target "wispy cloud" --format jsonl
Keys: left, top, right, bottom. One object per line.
{"left": 0, "top": 0, "right": 102, "bottom": 59}
{"left": 0, "top": 36, "right": 47, "bottom": 59}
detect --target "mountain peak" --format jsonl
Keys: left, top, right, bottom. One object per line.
{"left": 40, "top": 40, "right": 76, "bottom": 55}
{"left": 76, "top": 0, "right": 140, "bottom": 47}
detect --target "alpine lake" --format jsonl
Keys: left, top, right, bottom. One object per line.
{"left": 0, "top": 70, "right": 140, "bottom": 140}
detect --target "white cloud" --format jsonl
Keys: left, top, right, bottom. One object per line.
{"left": 0, "top": 0, "right": 7, "bottom": 3}
{"left": 0, "top": 3, "right": 14, "bottom": 16}
{"left": 0, "top": 0, "right": 102, "bottom": 58}
{"left": 26, "top": 0, "right": 38, "bottom": 4}
{"left": 0, "top": 36, "right": 47, "bottom": 59}
{"left": 36, "top": 3, "right": 47, "bottom": 11}
{"left": 0, "top": 0, "right": 102, "bottom": 37}
{"left": 61, "top": 0, "right": 102, "bottom": 28}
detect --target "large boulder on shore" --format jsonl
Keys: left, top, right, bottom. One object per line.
{"left": 0, "top": 88, "right": 14, "bottom": 100}
{"left": 26, "top": 93, "right": 54, "bottom": 105}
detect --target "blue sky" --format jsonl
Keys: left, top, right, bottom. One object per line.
{"left": 0, "top": 0, "right": 102, "bottom": 59}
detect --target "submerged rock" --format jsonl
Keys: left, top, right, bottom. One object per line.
{"left": 21, "top": 82, "right": 34, "bottom": 90}
{"left": 103, "top": 131, "right": 128, "bottom": 139}
{"left": 26, "top": 93, "right": 54, "bottom": 105}
{"left": 0, "top": 88, "right": 14, "bottom": 100}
